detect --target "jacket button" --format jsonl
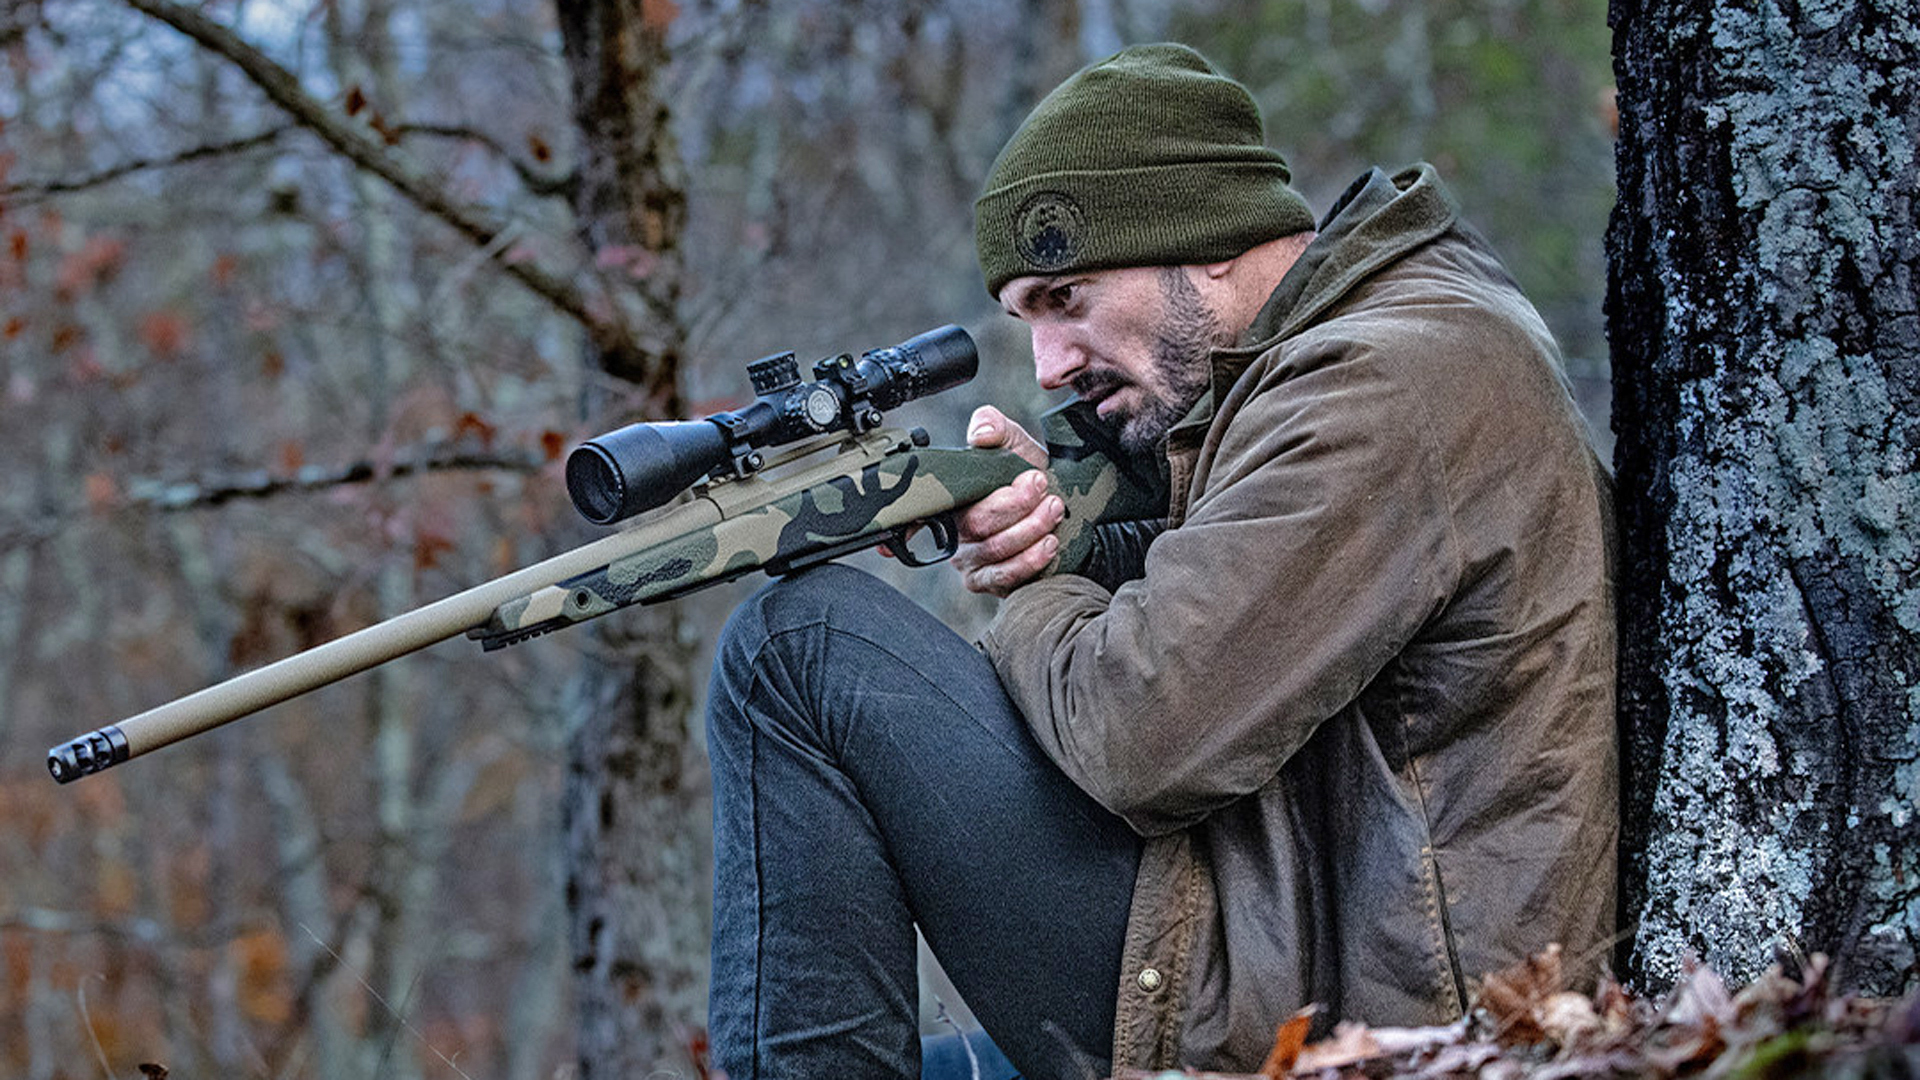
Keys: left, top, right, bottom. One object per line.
{"left": 1136, "top": 967, "right": 1163, "bottom": 992}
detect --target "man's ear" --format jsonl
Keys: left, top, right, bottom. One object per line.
{"left": 1201, "top": 257, "right": 1237, "bottom": 280}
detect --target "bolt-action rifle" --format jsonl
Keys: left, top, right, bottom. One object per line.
{"left": 46, "top": 325, "right": 1163, "bottom": 784}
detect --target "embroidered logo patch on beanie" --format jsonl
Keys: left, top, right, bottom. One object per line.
{"left": 1014, "top": 191, "right": 1085, "bottom": 271}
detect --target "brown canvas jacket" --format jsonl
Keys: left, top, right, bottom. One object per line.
{"left": 981, "top": 165, "right": 1618, "bottom": 1072}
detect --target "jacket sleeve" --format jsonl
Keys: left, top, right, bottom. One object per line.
{"left": 982, "top": 339, "right": 1460, "bottom": 836}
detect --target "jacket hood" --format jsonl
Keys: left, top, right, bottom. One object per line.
{"left": 1251, "top": 163, "right": 1461, "bottom": 344}
{"left": 1170, "top": 164, "right": 1460, "bottom": 443}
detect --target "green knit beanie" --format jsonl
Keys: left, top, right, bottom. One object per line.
{"left": 975, "top": 43, "right": 1316, "bottom": 298}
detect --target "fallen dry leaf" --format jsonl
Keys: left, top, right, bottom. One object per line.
{"left": 1537, "top": 990, "right": 1603, "bottom": 1048}
{"left": 1257, "top": 1006, "right": 1316, "bottom": 1077}
{"left": 1292, "top": 1021, "right": 1385, "bottom": 1073}
{"left": 1641, "top": 1011, "right": 1725, "bottom": 1073}
{"left": 1107, "top": 952, "right": 1916, "bottom": 1080}
{"left": 1476, "top": 943, "right": 1568, "bottom": 1045}
{"left": 1663, "top": 957, "right": 1733, "bottom": 1029}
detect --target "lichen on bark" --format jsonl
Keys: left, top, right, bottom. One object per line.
{"left": 1609, "top": 0, "right": 1918, "bottom": 994}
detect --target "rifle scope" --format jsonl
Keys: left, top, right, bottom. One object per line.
{"left": 566, "top": 325, "right": 978, "bottom": 525}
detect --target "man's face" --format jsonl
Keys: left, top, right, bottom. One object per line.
{"left": 999, "top": 265, "right": 1229, "bottom": 452}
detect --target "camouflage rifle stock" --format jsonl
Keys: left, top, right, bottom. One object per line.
{"left": 46, "top": 326, "right": 1163, "bottom": 784}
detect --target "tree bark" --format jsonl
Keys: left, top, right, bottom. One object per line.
{"left": 1609, "top": 0, "right": 1919, "bottom": 993}
{"left": 552, "top": 2, "right": 706, "bottom": 1076}
{"left": 559, "top": 623, "right": 704, "bottom": 1078}
{"left": 556, "top": 0, "right": 687, "bottom": 398}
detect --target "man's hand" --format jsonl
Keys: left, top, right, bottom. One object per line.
{"left": 953, "top": 406, "right": 1065, "bottom": 597}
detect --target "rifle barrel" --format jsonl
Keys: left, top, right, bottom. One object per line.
{"left": 45, "top": 503, "right": 718, "bottom": 783}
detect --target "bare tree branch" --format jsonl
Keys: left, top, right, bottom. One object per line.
{"left": 122, "top": 443, "right": 549, "bottom": 511}
{"left": 0, "top": 907, "right": 173, "bottom": 945}
{"left": 0, "top": 443, "right": 551, "bottom": 551}
{"left": 117, "top": 0, "right": 646, "bottom": 360}
{"left": 396, "top": 123, "right": 577, "bottom": 199}
{"left": 2, "top": 126, "right": 294, "bottom": 201}
{"left": 3, "top": 122, "right": 576, "bottom": 203}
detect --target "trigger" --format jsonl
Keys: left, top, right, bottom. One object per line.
{"left": 893, "top": 515, "right": 959, "bottom": 567}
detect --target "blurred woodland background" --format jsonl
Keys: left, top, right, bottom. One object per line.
{"left": 0, "top": 1, "right": 1617, "bottom": 1077}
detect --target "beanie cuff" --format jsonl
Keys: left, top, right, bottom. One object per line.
{"left": 975, "top": 161, "right": 1317, "bottom": 296}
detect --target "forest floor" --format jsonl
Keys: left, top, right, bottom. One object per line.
{"left": 1114, "top": 948, "right": 1919, "bottom": 1080}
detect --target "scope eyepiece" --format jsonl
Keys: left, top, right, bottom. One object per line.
{"left": 861, "top": 324, "right": 979, "bottom": 409}
{"left": 565, "top": 325, "right": 979, "bottom": 525}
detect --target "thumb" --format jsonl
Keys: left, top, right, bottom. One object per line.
{"left": 968, "top": 406, "right": 1049, "bottom": 469}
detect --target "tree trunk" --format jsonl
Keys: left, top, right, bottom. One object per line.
{"left": 1608, "top": 0, "right": 1918, "bottom": 994}
{"left": 556, "top": 0, "right": 687, "bottom": 401}
{"left": 552, "top": 1, "right": 706, "bottom": 1075}
{"left": 559, "top": 620, "right": 704, "bottom": 1077}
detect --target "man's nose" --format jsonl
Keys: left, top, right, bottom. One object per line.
{"left": 1030, "top": 324, "right": 1084, "bottom": 391}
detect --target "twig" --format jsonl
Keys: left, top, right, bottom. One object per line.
{"left": 2, "top": 126, "right": 293, "bottom": 201}
{"left": 76, "top": 974, "right": 115, "bottom": 1080}
{"left": 5, "top": 121, "right": 574, "bottom": 203}
{"left": 122, "top": 443, "right": 548, "bottom": 511}
{"left": 2, "top": 907, "right": 170, "bottom": 945}
{"left": 393, "top": 122, "right": 575, "bottom": 199}
{"left": 297, "top": 923, "right": 477, "bottom": 1080}
{"left": 116, "top": 0, "right": 641, "bottom": 359}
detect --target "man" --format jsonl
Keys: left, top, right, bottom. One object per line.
{"left": 706, "top": 43, "right": 1617, "bottom": 1080}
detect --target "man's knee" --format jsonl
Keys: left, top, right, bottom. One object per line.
{"left": 717, "top": 564, "right": 892, "bottom": 659}
{"left": 710, "top": 563, "right": 907, "bottom": 711}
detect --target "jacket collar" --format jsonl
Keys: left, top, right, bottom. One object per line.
{"left": 1166, "top": 164, "right": 1460, "bottom": 443}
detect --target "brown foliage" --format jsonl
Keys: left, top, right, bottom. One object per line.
{"left": 230, "top": 928, "right": 292, "bottom": 1025}
{"left": 138, "top": 310, "right": 191, "bottom": 359}
{"left": 640, "top": 0, "right": 679, "bottom": 32}
{"left": 53, "top": 233, "right": 126, "bottom": 298}
{"left": 1116, "top": 950, "right": 1919, "bottom": 1080}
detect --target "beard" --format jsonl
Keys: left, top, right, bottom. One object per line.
{"left": 1074, "top": 266, "right": 1226, "bottom": 453}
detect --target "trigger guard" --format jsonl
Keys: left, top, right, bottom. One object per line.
{"left": 892, "top": 515, "right": 958, "bottom": 567}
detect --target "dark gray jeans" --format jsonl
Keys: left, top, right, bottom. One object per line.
{"left": 706, "top": 564, "right": 1141, "bottom": 1079}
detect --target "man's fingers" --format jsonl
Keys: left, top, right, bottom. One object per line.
{"left": 951, "top": 410, "right": 1060, "bottom": 596}
{"left": 957, "top": 469, "right": 1050, "bottom": 543}
{"left": 952, "top": 476, "right": 1066, "bottom": 596}
{"left": 966, "top": 405, "right": 1010, "bottom": 447}
{"left": 962, "top": 532, "right": 1060, "bottom": 597}
{"left": 968, "top": 405, "right": 1049, "bottom": 469}
{"left": 999, "top": 422, "right": 1050, "bottom": 470}
{"left": 954, "top": 492, "right": 1065, "bottom": 568}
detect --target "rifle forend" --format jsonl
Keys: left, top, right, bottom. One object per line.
{"left": 45, "top": 326, "right": 1163, "bottom": 784}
